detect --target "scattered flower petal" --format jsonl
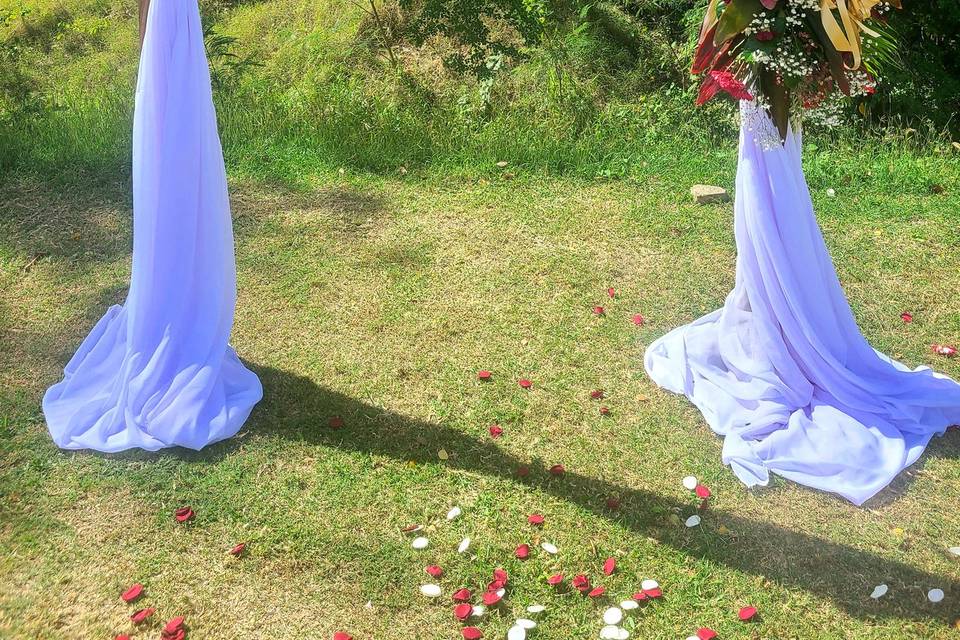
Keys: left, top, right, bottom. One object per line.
{"left": 447, "top": 506, "right": 462, "bottom": 521}
{"left": 426, "top": 565, "right": 443, "bottom": 578}
{"left": 640, "top": 579, "right": 659, "bottom": 591}
{"left": 478, "top": 370, "right": 492, "bottom": 381}
{"left": 507, "top": 626, "right": 526, "bottom": 640}
{"left": 121, "top": 584, "right": 143, "bottom": 603}
{"left": 600, "top": 626, "right": 621, "bottom": 640}
{"left": 588, "top": 586, "right": 606, "bottom": 598}
{"left": 420, "top": 584, "right": 442, "bottom": 598}
{"left": 333, "top": 633, "right": 352, "bottom": 640}
{"left": 453, "top": 588, "right": 472, "bottom": 602}
{"left": 642, "top": 588, "right": 662, "bottom": 599}
{"left": 130, "top": 608, "right": 155, "bottom": 624}
{"left": 516, "top": 618, "right": 536, "bottom": 630}
{"left": 541, "top": 542, "right": 558, "bottom": 555}
{"left": 632, "top": 314, "right": 645, "bottom": 326}
{"left": 517, "top": 466, "right": 530, "bottom": 478}
{"left": 527, "top": 514, "right": 544, "bottom": 526}
{"left": 482, "top": 590, "right": 502, "bottom": 606}
{"left": 549, "top": 464, "right": 565, "bottom": 476}
{"left": 617, "top": 628, "right": 630, "bottom": 640}
{"left": 591, "top": 389, "right": 605, "bottom": 400}
{"left": 462, "top": 627, "right": 483, "bottom": 640}
{"left": 603, "top": 607, "right": 623, "bottom": 625}
{"left": 401, "top": 524, "right": 422, "bottom": 533}
{"left": 901, "top": 312, "right": 913, "bottom": 323}
{"left": 599, "top": 406, "right": 610, "bottom": 415}
{"left": 605, "top": 497, "right": 621, "bottom": 511}
{"left": 412, "top": 537, "right": 429, "bottom": 550}
{"left": 115, "top": 636, "right": 131, "bottom": 640}
{"left": 328, "top": 415, "right": 344, "bottom": 429}
{"left": 547, "top": 573, "right": 564, "bottom": 586}
{"left": 526, "top": 604, "right": 546, "bottom": 614}
{"left": 163, "top": 617, "right": 185, "bottom": 634}
{"left": 572, "top": 574, "right": 591, "bottom": 592}
{"left": 696, "top": 628, "right": 717, "bottom": 640}
{"left": 515, "top": 544, "right": 530, "bottom": 559}
{"left": 607, "top": 288, "right": 616, "bottom": 298}
{"left": 228, "top": 542, "right": 246, "bottom": 557}
{"left": 932, "top": 344, "right": 958, "bottom": 357}
{"left": 454, "top": 603, "right": 473, "bottom": 621}
{"left": 870, "top": 584, "right": 888, "bottom": 599}
{"left": 593, "top": 306, "right": 605, "bottom": 316}
{"left": 438, "top": 449, "right": 450, "bottom": 460}
{"left": 519, "top": 378, "right": 533, "bottom": 389}
{"left": 695, "top": 484, "right": 712, "bottom": 499}
{"left": 949, "top": 546, "right": 960, "bottom": 556}
{"left": 928, "top": 588, "right": 945, "bottom": 603}
{"left": 488, "top": 425, "right": 503, "bottom": 439}
{"left": 603, "top": 557, "right": 616, "bottom": 575}
{"left": 471, "top": 605, "right": 486, "bottom": 617}
{"left": 682, "top": 476, "right": 698, "bottom": 490}
{"left": 458, "top": 538, "right": 472, "bottom": 553}
{"left": 174, "top": 507, "right": 194, "bottom": 523}
{"left": 620, "top": 600, "right": 639, "bottom": 610}
{"left": 685, "top": 515, "right": 702, "bottom": 527}
{"left": 738, "top": 606, "right": 757, "bottom": 621}
{"left": 493, "top": 568, "right": 509, "bottom": 584}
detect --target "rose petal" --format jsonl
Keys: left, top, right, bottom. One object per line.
{"left": 401, "top": 524, "right": 422, "bottom": 533}
{"left": 632, "top": 313, "right": 645, "bottom": 326}
{"left": 547, "top": 573, "right": 564, "bottom": 586}
{"left": 607, "top": 288, "right": 616, "bottom": 298}
{"left": 426, "top": 565, "right": 443, "bottom": 578}
{"left": 482, "top": 590, "right": 502, "bottom": 606}
{"left": 471, "top": 604, "right": 486, "bottom": 617}
{"left": 121, "top": 584, "right": 143, "bottom": 603}
{"left": 632, "top": 592, "right": 647, "bottom": 601}
{"left": 515, "top": 544, "right": 530, "bottom": 559}
{"left": 738, "top": 606, "right": 757, "bottom": 621}
{"left": 130, "top": 608, "right": 155, "bottom": 624}
{"left": 452, "top": 588, "right": 472, "bottom": 602}
{"left": 328, "top": 415, "right": 344, "bottom": 429}
{"left": 928, "top": 588, "right": 945, "bottom": 603}
{"left": 549, "top": 464, "right": 565, "bottom": 476}
{"left": 420, "top": 584, "right": 442, "bottom": 598}
{"left": 695, "top": 484, "right": 711, "bottom": 499}
{"left": 599, "top": 406, "right": 610, "bottom": 415}
{"left": 643, "top": 587, "right": 662, "bottom": 599}
{"left": 507, "top": 626, "right": 526, "bottom": 640}
{"left": 478, "top": 370, "right": 492, "bottom": 380}
{"left": 932, "top": 344, "right": 958, "bottom": 357}
{"left": 488, "top": 425, "right": 503, "bottom": 439}
{"left": 115, "top": 636, "right": 131, "bottom": 640}
{"left": 163, "top": 629, "right": 186, "bottom": 640}
{"left": 685, "top": 514, "right": 702, "bottom": 527}
{"left": 516, "top": 618, "right": 536, "bottom": 630}
{"left": 591, "top": 389, "right": 605, "bottom": 400}
{"left": 588, "top": 586, "right": 606, "bottom": 598}
{"left": 572, "top": 574, "right": 590, "bottom": 592}
{"left": 901, "top": 312, "right": 913, "bottom": 323}
{"left": 696, "top": 628, "right": 717, "bottom": 640}
{"left": 163, "top": 616, "right": 185, "bottom": 634}
{"left": 682, "top": 476, "right": 698, "bottom": 490}
{"left": 527, "top": 514, "right": 544, "bottom": 525}
{"left": 174, "top": 506, "right": 194, "bottom": 523}
{"left": 493, "top": 568, "right": 509, "bottom": 584}
{"left": 462, "top": 627, "right": 483, "bottom": 640}
{"left": 541, "top": 542, "right": 558, "bottom": 555}
{"left": 603, "top": 607, "right": 624, "bottom": 625}
{"left": 603, "top": 557, "right": 616, "bottom": 575}
{"left": 447, "top": 506, "right": 462, "bottom": 521}
{"left": 458, "top": 537, "right": 471, "bottom": 553}
{"left": 949, "top": 546, "right": 960, "bottom": 556}
{"left": 600, "top": 626, "right": 621, "bottom": 640}
{"left": 333, "top": 633, "right": 352, "bottom": 640}
{"left": 454, "top": 603, "right": 473, "bottom": 621}
{"left": 606, "top": 497, "right": 621, "bottom": 511}
{"left": 228, "top": 542, "right": 246, "bottom": 556}
{"left": 517, "top": 466, "right": 530, "bottom": 478}
{"left": 640, "top": 579, "right": 659, "bottom": 591}
{"left": 593, "top": 306, "right": 605, "bottom": 316}
{"left": 620, "top": 600, "right": 639, "bottom": 610}
{"left": 519, "top": 378, "right": 532, "bottom": 389}
{"left": 412, "top": 537, "right": 429, "bottom": 550}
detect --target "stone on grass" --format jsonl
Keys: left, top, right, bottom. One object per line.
{"left": 691, "top": 184, "right": 730, "bottom": 205}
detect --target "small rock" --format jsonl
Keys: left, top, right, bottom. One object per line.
{"left": 691, "top": 184, "right": 729, "bottom": 205}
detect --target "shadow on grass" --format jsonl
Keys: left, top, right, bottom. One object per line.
{"left": 184, "top": 364, "right": 959, "bottom": 624}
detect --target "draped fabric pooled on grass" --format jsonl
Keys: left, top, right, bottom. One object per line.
{"left": 645, "top": 101, "right": 960, "bottom": 505}
{"left": 43, "top": 0, "right": 262, "bottom": 451}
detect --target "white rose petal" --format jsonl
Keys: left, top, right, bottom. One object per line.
{"left": 446, "top": 506, "right": 462, "bottom": 521}
{"left": 640, "top": 579, "right": 659, "bottom": 591}
{"left": 458, "top": 537, "right": 471, "bottom": 553}
{"left": 827, "top": 188, "right": 836, "bottom": 197}
{"left": 412, "top": 537, "right": 429, "bottom": 550}
{"left": 516, "top": 618, "right": 536, "bottom": 629}
{"left": 541, "top": 542, "right": 559, "bottom": 554}
{"left": 617, "top": 628, "right": 630, "bottom": 640}
{"left": 869, "top": 584, "right": 888, "bottom": 599}
{"left": 602, "top": 607, "right": 623, "bottom": 625}
{"left": 507, "top": 625, "right": 526, "bottom": 640}
{"left": 685, "top": 514, "right": 702, "bottom": 527}
{"left": 682, "top": 475, "right": 698, "bottom": 490}
{"left": 928, "top": 588, "right": 945, "bottom": 603}
{"left": 526, "top": 604, "right": 545, "bottom": 614}
{"left": 620, "top": 600, "right": 639, "bottom": 610}
{"left": 472, "top": 605, "right": 486, "bottom": 617}
{"left": 420, "top": 584, "right": 441, "bottom": 598}
{"left": 948, "top": 546, "right": 960, "bottom": 557}
{"left": 600, "top": 626, "right": 621, "bottom": 640}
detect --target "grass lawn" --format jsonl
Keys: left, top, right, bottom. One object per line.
{"left": 2, "top": 142, "right": 960, "bottom": 639}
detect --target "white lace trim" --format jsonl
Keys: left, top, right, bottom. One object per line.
{"left": 738, "top": 100, "right": 794, "bottom": 151}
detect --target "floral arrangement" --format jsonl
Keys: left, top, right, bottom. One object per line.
{"left": 692, "top": 0, "right": 900, "bottom": 113}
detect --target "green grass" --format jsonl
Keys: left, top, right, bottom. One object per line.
{"left": 3, "top": 0, "right": 960, "bottom": 638}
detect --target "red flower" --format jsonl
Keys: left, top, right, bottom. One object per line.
{"left": 710, "top": 70, "right": 753, "bottom": 101}
{"left": 488, "top": 424, "right": 503, "bottom": 438}
{"left": 120, "top": 584, "right": 143, "bottom": 603}
{"left": 738, "top": 605, "right": 758, "bottom": 621}
{"left": 174, "top": 506, "right": 194, "bottom": 523}
{"left": 760, "top": 0, "right": 778, "bottom": 8}
{"left": 515, "top": 543, "right": 530, "bottom": 559}
{"left": 454, "top": 603, "right": 473, "bottom": 621}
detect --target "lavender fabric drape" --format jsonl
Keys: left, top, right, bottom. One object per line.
{"left": 43, "top": 0, "right": 262, "bottom": 451}
{"left": 645, "top": 102, "right": 960, "bottom": 505}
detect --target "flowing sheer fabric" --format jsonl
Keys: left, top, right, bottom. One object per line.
{"left": 645, "top": 102, "right": 960, "bottom": 505}
{"left": 42, "top": 0, "right": 262, "bottom": 451}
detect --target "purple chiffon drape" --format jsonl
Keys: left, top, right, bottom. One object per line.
{"left": 645, "top": 102, "right": 960, "bottom": 505}
{"left": 42, "top": 0, "right": 262, "bottom": 451}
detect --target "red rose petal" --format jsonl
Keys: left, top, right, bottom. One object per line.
{"left": 590, "top": 389, "right": 605, "bottom": 400}
{"left": 547, "top": 573, "right": 564, "bottom": 586}
{"left": 599, "top": 406, "right": 610, "bottom": 415}
{"left": 695, "top": 484, "right": 712, "bottom": 499}
{"left": 333, "top": 633, "right": 352, "bottom": 640}
{"left": 174, "top": 506, "right": 194, "bottom": 523}
{"left": 572, "top": 574, "right": 591, "bottom": 592}
{"left": 518, "top": 378, "right": 532, "bottom": 389}
{"left": 493, "top": 568, "right": 509, "bottom": 584}
{"left": 130, "top": 608, "right": 155, "bottom": 624}
{"left": 933, "top": 344, "right": 958, "bottom": 357}
{"left": 462, "top": 628, "right": 483, "bottom": 640}
{"left": 697, "top": 628, "right": 718, "bottom": 640}
{"left": 115, "top": 636, "right": 131, "bottom": 640}
{"left": 901, "top": 312, "right": 913, "bottom": 323}
{"left": 527, "top": 513, "right": 545, "bottom": 525}
{"left": 426, "top": 565, "right": 443, "bottom": 578}
{"left": 607, "top": 287, "right": 616, "bottom": 298}
{"left": 738, "top": 605, "right": 758, "bottom": 621}
{"left": 328, "top": 415, "right": 344, "bottom": 429}
{"left": 605, "top": 497, "right": 621, "bottom": 511}
{"left": 401, "top": 524, "right": 422, "bottom": 533}
{"left": 588, "top": 586, "right": 606, "bottom": 598}
{"left": 488, "top": 424, "right": 503, "bottom": 438}
{"left": 515, "top": 544, "right": 530, "bottom": 559}
{"left": 454, "top": 603, "right": 473, "bottom": 621}
{"left": 603, "top": 557, "right": 616, "bottom": 575}
{"left": 482, "top": 590, "right": 502, "bottom": 606}
{"left": 643, "top": 588, "right": 662, "bottom": 599}
{"left": 593, "top": 306, "right": 605, "bottom": 316}
{"left": 120, "top": 583, "right": 143, "bottom": 603}
{"left": 632, "top": 313, "right": 645, "bottom": 326}
{"left": 478, "top": 370, "right": 492, "bottom": 380}
{"left": 549, "top": 464, "right": 565, "bottom": 476}
{"left": 452, "top": 588, "right": 472, "bottom": 602}
{"left": 517, "top": 465, "right": 530, "bottom": 478}
{"left": 228, "top": 542, "right": 246, "bottom": 556}
{"left": 632, "top": 592, "right": 647, "bottom": 601}
{"left": 163, "top": 630, "right": 185, "bottom": 640}
{"left": 163, "top": 616, "right": 185, "bottom": 634}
